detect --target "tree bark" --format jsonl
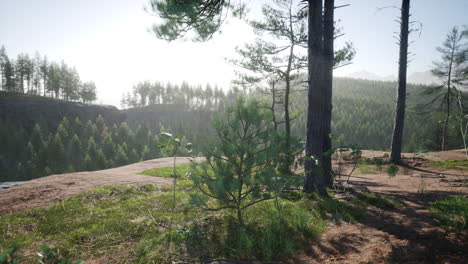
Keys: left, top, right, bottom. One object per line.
{"left": 390, "top": 0, "right": 410, "bottom": 164}
{"left": 304, "top": 0, "right": 326, "bottom": 195}
{"left": 323, "top": 0, "right": 334, "bottom": 187}
{"left": 442, "top": 41, "right": 455, "bottom": 151}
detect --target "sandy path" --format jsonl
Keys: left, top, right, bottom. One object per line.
{"left": 0, "top": 157, "right": 204, "bottom": 215}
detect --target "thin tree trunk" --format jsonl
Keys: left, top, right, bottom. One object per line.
{"left": 390, "top": 0, "right": 410, "bottom": 164}
{"left": 271, "top": 80, "right": 278, "bottom": 131}
{"left": 442, "top": 43, "right": 455, "bottom": 151}
{"left": 304, "top": 0, "right": 326, "bottom": 195}
{"left": 284, "top": 47, "right": 294, "bottom": 170}
{"left": 323, "top": 0, "right": 334, "bottom": 187}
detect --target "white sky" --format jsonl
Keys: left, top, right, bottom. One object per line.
{"left": 1, "top": 0, "right": 467, "bottom": 107}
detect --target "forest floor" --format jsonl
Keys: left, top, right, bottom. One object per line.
{"left": 299, "top": 149, "right": 468, "bottom": 264}
{"left": 0, "top": 157, "right": 204, "bottom": 215}
{"left": 0, "top": 150, "right": 466, "bottom": 263}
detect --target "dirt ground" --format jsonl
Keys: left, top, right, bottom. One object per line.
{"left": 0, "top": 157, "right": 204, "bottom": 215}
{"left": 299, "top": 149, "right": 468, "bottom": 264}
{"left": 0, "top": 150, "right": 466, "bottom": 263}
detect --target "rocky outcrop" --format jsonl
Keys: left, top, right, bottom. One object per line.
{"left": 0, "top": 96, "right": 125, "bottom": 132}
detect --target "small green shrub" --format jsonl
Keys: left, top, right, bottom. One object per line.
{"left": 0, "top": 248, "right": 18, "bottom": 264}
{"left": 430, "top": 196, "right": 468, "bottom": 229}
{"left": 387, "top": 164, "right": 399, "bottom": 177}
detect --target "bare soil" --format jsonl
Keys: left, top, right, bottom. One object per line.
{"left": 299, "top": 149, "right": 468, "bottom": 264}
{"left": 1, "top": 150, "right": 466, "bottom": 263}
{"left": 0, "top": 157, "right": 204, "bottom": 215}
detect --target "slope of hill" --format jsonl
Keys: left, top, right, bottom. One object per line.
{"left": 0, "top": 91, "right": 125, "bottom": 133}
{"left": 346, "top": 70, "right": 441, "bottom": 85}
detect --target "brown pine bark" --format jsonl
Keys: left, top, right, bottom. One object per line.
{"left": 304, "top": 0, "right": 326, "bottom": 195}
{"left": 323, "top": 0, "right": 334, "bottom": 187}
{"left": 390, "top": 0, "right": 410, "bottom": 164}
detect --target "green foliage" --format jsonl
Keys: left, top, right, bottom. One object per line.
{"left": 353, "top": 192, "right": 405, "bottom": 210}
{"left": 429, "top": 159, "right": 468, "bottom": 170}
{"left": 387, "top": 164, "right": 399, "bottom": 178}
{"left": 430, "top": 196, "right": 468, "bottom": 229}
{"left": 190, "top": 97, "right": 287, "bottom": 226}
{"left": 0, "top": 248, "right": 18, "bottom": 264}
{"left": 149, "top": 0, "right": 245, "bottom": 41}
{"left": 139, "top": 163, "right": 195, "bottom": 179}
{"left": 0, "top": 46, "right": 96, "bottom": 102}
{"left": 0, "top": 115, "right": 162, "bottom": 181}
{"left": 37, "top": 245, "right": 83, "bottom": 264}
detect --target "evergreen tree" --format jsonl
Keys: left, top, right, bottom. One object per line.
{"left": 114, "top": 144, "right": 129, "bottom": 166}
{"left": 191, "top": 97, "right": 283, "bottom": 226}
{"left": 427, "top": 26, "right": 468, "bottom": 151}
{"left": 69, "top": 134, "right": 83, "bottom": 170}
{"left": 47, "top": 133, "right": 66, "bottom": 173}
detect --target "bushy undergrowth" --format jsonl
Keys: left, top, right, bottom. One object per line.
{"left": 430, "top": 196, "right": 468, "bottom": 229}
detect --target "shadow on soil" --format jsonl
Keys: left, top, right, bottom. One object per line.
{"left": 298, "top": 175, "right": 467, "bottom": 263}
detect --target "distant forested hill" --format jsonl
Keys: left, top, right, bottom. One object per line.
{"left": 291, "top": 78, "right": 462, "bottom": 152}
{"left": 122, "top": 77, "right": 463, "bottom": 153}
{"left": 0, "top": 77, "right": 464, "bottom": 181}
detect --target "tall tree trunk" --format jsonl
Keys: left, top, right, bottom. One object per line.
{"left": 271, "top": 79, "right": 278, "bottom": 131}
{"left": 390, "top": 0, "right": 410, "bottom": 164}
{"left": 283, "top": 0, "right": 296, "bottom": 171}
{"left": 322, "top": 0, "right": 334, "bottom": 187}
{"left": 304, "top": 0, "right": 326, "bottom": 195}
{"left": 442, "top": 43, "right": 455, "bottom": 151}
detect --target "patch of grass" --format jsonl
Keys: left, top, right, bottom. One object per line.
{"left": 429, "top": 159, "right": 468, "bottom": 170}
{"left": 0, "top": 181, "right": 334, "bottom": 263}
{"left": 353, "top": 192, "right": 405, "bottom": 210}
{"left": 430, "top": 196, "right": 468, "bottom": 229}
{"left": 0, "top": 184, "right": 190, "bottom": 263}
{"left": 316, "top": 197, "right": 365, "bottom": 223}
{"left": 355, "top": 164, "right": 381, "bottom": 174}
{"left": 139, "top": 163, "right": 195, "bottom": 179}
{"left": 2, "top": 163, "right": 401, "bottom": 263}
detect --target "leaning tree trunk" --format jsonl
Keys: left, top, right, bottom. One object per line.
{"left": 322, "top": 0, "right": 334, "bottom": 187}
{"left": 304, "top": 0, "right": 326, "bottom": 195}
{"left": 390, "top": 0, "right": 410, "bottom": 164}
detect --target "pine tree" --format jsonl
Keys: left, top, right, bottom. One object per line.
{"left": 191, "top": 97, "right": 283, "bottom": 226}
{"left": 428, "top": 26, "right": 468, "bottom": 151}
{"left": 47, "top": 133, "right": 66, "bottom": 173}
{"left": 69, "top": 134, "right": 83, "bottom": 170}
{"left": 114, "top": 144, "right": 129, "bottom": 166}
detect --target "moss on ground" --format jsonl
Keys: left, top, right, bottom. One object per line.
{"left": 429, "top": 159, "right": 468, "bottom": 170}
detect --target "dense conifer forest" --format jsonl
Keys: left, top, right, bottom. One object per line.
{"left": 1, "top": 77, "right": 464, "bottom": 181}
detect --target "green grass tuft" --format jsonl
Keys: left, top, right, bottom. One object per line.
{"left": 353, "top": 192, "right": 405, "bottom": 210}
{"left": 429, "top": 159, "right": 468, "bottom": 170}
{"left": 139, "top": 163, "right": 195, "bottom": 179}
{"left": 430, "top": 196, "right": 468, "bottom": 229}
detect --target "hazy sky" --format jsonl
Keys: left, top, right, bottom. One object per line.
{"left": 1, "top": 0, "right": 467, "bottom": 107}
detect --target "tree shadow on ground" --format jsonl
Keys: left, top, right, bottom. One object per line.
{"left": 297, "top": 175, "right": 467, "bottom": 264}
